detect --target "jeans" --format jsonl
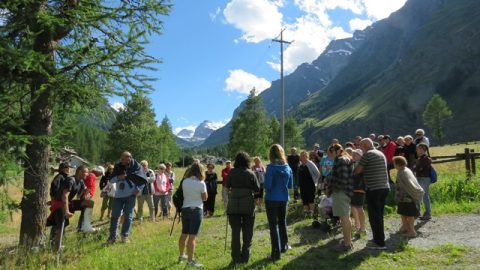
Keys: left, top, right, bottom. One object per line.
{"left": 417, "top": 177, "right": 431, "bottom": 216}
{"left": 137, "top": 194, "right": 155, "bottom": 220}
{"left": 229, "top": 214, "right": 255, "bottom": 263}
{"left": 366, "top": 188, "right": 389, "bottom": 247}
{"left": 265, "top": 200, "right": 288, "bottom": 258}
{"left": 109, "top": 195, "right": 136, "bottom": 239}
{"left": 153, "top": 194, "right": 169, "bottom": 217}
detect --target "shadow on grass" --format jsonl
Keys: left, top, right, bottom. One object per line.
{"left": 281, "top": 231, "right": 410, "bottom": 270}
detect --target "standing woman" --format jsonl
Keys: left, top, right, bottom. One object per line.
{"left": 264, "top": 144, "right": 294, "bottom": 261}
{"left": 414, "top": 143, "right": 432, "bottom": 221}
{"left": 204, "top": 163, "right": 218, "bottom": 217}
{"left": 298, "top": 151, "right": 320, "bottom": 218}
{"left": 252, "top": 157, "right": 266, "bottom": 212}
{"left": 178, "top": 163, "right": 207, "bottom": 269}
{"left": 227, "top": 152, "right": 260, "bottom": 265}
{"left": 327, "top": 144, "right": 354, "bottom": 251}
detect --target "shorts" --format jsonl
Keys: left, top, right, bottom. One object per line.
{"left": 397, "top": 202, "right": 420, "bottom": 217}
{"left": 350, "top": 192, "right": 365, "bottom": 208}
{"left": 254, "top": 183, "right": 264, "bottom": 199}
{"left": 181, "top": 207, "right": 203, "bottom": 235}
{"left": 332, "top": 191, "right": 351, "bottom": 217}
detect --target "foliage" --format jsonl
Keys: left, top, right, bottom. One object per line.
{"left": 423, "top": 94, "right": 453, "bottom": 141}
{"left": 229, "top": 89, "right": 270, "bottom": 157}
{"left": 0, "top": 0, "right": 171, "bottom": 246}
{"left": 268, "top": 116, "right": 280, "bottom": 146}
{"left": 285, "top": 117, "right": 305, "bottom": 150}
{"left": 106, "top": 94, "right": 179, "bottom": 166}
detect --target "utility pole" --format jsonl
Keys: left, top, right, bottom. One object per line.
{"left": 272, "top": 29, "right": 292, "bottom": 149}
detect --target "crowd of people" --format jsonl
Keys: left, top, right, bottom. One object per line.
{"left": 46, "top": 128, "right": 435, "bottom": 268}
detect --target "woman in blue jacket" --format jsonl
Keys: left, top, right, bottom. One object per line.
{"left": 264, "top": 144, "right": 293, "bottom": 261}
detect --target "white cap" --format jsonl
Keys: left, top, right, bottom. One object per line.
{"left": 93, "top": 165, "right": 105, "bottom": 176}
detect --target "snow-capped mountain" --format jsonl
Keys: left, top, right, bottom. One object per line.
{"left": 175, "top": 120, "right": 225, "bottom": 148}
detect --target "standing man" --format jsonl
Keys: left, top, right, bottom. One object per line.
{"left": 221, "top": 161, "right": 233, "bottom": 213}
{"left": 137, "top": 160, "right": 156, "bottom": 222}
{"left": 287, "top": 148, "right": 300, "bottom": 202}
{"left": 354, "top": 139, "right": 390, "bottom": 250}
{"left": 107, "top": 151, "right": 146, "bottom": 244}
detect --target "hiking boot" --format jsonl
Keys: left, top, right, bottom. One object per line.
{"left": 337, "top": 241, "right": 353, "bottom": 252}
{"left": 355, "top": 229, "right": 367, "bottom": 238}
{"left": 121, "top": 236, "right": 130, "bottom": 244}
{"left": 281, "top": 244, "right": 292, "bottom": 253}
{"left": 178, "top": 254, "right": 188, "bottom": 262}
{"left": 419, "top": 215, "right": 431, "bottom": 221}
{"left": 187, "top": 260, "right": 203, "bottom": 268}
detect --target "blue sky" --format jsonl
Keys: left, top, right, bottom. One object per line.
{"left": 109, "top": 0, "right": 407, "bottom": 134}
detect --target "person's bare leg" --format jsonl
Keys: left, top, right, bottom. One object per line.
{"left": 406, "top": 217, "right": 416, "bottom": 237}
{"left": 358, "top": 207, "right": 366, "bottom": 231}
{"left": 187, "top": 235, "right": 197, "bottom": 261}
{"left": 340, "top": 215, "right": 352, "bottom": 246}
{"left": 351, "top": 207, "right": 360, "bottom": 230}
{"left": 179, "top": 234, "right": 188, "bottom": 256}
{"left": 399, "top": 216, "right": 407, "bottom": 233}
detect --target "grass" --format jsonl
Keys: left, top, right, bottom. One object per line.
{"left": 1, "top": 143, "right": 480, "bottom": 269}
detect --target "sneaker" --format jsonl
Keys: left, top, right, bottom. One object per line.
{"left": 121, "top": 236, "right": 130, "bottom": 244}
{"left": 187, "top": 260, "right": 204, "bottom": 268}
{"left": 355, "top": 229, "right": 367, "bottom": 238}
{"left": 337, "top": 242, "right": 353, "bottom": 252}
{"left": 366, "top": 240, "right": 386, "bottom": 250}
{"left": 178, "top": 255, "right": 188, "bottom": 262}
{"left": 281, "top": 244, "right": 292, "bottom": 253}
{"left": 419, "top": 215, "right": 431, "bottom": 221}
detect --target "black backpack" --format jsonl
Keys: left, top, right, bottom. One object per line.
{"left": 172, "top": 179, "right": 185, "bottom": 213}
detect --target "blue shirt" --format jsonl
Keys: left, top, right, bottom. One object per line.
{"left": 264, "top": 163, "right": 293, "bottom": 202}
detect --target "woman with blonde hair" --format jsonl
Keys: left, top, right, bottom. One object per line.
{"left": 178, "top": 163, "right": 208, "bottom": 268}
{"left": 264, "top": 144, "right": 293, "bottom": 261}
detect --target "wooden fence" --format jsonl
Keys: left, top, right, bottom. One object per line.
{"left": 431, "top": 148, "right": 479, "bottom": 177}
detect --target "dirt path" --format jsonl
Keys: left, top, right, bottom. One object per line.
{"left": 384, "top": 214, "right": 480, "bottom": 248}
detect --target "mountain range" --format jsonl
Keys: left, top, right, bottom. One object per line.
{"left": 176, "top": 120, "right": 224, "bottom": 148}
{"left": 203, "top": 0, "right": 480, "bottom": 148}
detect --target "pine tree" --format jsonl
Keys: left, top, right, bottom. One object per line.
{"left": 0, "top": 0, "right": 170, "bottom": 246}
{"left": 268, "top": 116, "right": 280, "bottom": 146}
{"left": 229, "top": 89, "right": 270, "bottom": 157}
{"left": 285, "top": 117, "right": 305, "bottom": 150}
{"left": 422, "top": 94, "right": 453, "bottom": 141}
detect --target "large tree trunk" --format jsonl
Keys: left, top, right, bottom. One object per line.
{"left": 19, "top": 81, "right": 53, "bottom": 248}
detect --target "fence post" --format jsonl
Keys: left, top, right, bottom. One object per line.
{"left": 471, "top": 149, "right": 476, "bottom": 176}
{"left": 465, "top": 148, "right": 471, "bottom": 178}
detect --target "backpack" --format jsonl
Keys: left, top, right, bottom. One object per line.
{"left": 172, "top": 179, "right": 185, "bottom": 213}
{"left": 430, "top": 165, "right": 438, "bottom": 184}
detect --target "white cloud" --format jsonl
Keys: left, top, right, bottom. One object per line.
{"left": 349, "top": 18, "right": 372, "bottom": 31}
{"left": 223, "top": 0, "right": 407, "bottom": 73}
{"left": 223, "top": 0, "right": 283, "bottom": 43}
{"left": 361, "top": 0, "right": 407, "bottom": 20}
{"left": 209, "top": 7, "right": 221, "bottom": 21}
{"left": 225, "top": 69, "right": 271, "bottom": 95}
{"left": 110, "top": 102, "right": 125, "bottom": 112}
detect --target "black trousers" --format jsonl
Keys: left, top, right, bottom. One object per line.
{"left": 366, "top": 188, "right": 389, "bottom": 246}
{"left": 228, "top": 214, "right": 255, "bottom": 263}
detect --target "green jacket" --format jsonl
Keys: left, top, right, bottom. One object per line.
{"left": 226, "top": 168, "right": 260, "bottom": 216}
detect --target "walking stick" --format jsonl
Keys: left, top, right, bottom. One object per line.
{"left": 56, "top": 218, "right": 66, "bottom": 266}
{"left": 169, "top": 211, "right": 178, "bottom": 237}
{"left": 224, "top": 215, "right": 228, "bottom": 252}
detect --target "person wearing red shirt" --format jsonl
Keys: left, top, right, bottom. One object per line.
{"left": 381, "top": 135, "right": 397, "bottom": 183}
{"left": 78, "top": 166, "right": 104, "bottom": 232}
{"left": 221, "top": 161, "right": 232, "bottom": 213}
